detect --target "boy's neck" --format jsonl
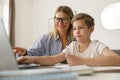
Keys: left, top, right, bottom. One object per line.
{"left": 78, "top": 39, "right": 91, "bottom": 53}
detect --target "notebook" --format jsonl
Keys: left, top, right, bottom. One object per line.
{"left": 0, "top": 18, "right": 40, "bottom": 71}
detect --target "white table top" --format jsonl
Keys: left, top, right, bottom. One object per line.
{"left": 78, "top": 66, "right": 120, "bottom": 80}
{"left": 78, "top": 73, "right": 120, "bottom": 80}
{"left": 0, "top": 64, "right": 120, "bottom": 80}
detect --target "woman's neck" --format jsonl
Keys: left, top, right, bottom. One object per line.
{"left": 59, "top": 32, "right": 67, "bottom": 39}
{"left": 59, "top": 32, "right": 68, "bottom": 50}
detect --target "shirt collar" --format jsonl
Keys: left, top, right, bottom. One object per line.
{"left": 54, "top": 34, "right": 59, "bottom": 41}
{"left": 54, "top": 34, "right": 72, "bottom": 43}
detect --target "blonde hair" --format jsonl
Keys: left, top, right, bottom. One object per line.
{"left": 49, "top": 6, "right": 74, "bottom": 40}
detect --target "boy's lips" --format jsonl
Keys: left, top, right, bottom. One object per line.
{"left": 76, "top": 35, "right": 82, "bottom": 37}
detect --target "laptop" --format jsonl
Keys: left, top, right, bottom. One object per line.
{"left": 0, "top": 18, "right": 40, "bottom": 71}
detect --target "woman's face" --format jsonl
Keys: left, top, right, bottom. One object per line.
{"left": 54, "top": 11, "right": 71, "bottom": 34}
{"left": 73, "top": 19, "right": 93, "bottom": 42}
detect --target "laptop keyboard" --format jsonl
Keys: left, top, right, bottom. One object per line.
{"left": 18, "top": 64, "right": 40, "bottom": 69}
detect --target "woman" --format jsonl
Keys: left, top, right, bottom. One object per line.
{"left": 14, "top": 6, "right": 74, "bottom": 59}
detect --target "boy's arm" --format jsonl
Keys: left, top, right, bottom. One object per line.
{"left": 83, "top": 55, "right": 120, "bottom": 66}
{"left": 66, "top": 48, "right": 120, "bottom": 66}
{"left": 85, "top": 47, "right": 120, "bottom": 66}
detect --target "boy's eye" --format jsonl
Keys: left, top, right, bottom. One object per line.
{"left": 79, "top": 27, "right": 83, "bottom": 29}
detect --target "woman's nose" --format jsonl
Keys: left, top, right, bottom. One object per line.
{"left": 58, "top": 20, "right": 63, "bottom": 24}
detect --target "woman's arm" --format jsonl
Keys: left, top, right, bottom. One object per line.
{"left": 17, "top": 53, "right": 66, "bottom": 66}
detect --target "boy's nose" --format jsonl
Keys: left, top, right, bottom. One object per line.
{"left": 76, "top": 30, "right": 80, "bottom": 34}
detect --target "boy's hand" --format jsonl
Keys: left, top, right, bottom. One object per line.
{"left": 65, "top": 54, "right": 84, "bottom": 66}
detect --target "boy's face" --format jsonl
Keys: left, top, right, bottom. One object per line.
{"left": 73, "top": 19, "right": 94, "bottom": 42}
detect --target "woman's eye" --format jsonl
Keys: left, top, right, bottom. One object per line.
{"left": 73, "top": 28, "right": 76, "bottom": 30}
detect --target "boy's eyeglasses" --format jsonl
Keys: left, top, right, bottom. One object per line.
{"left": 54, "top": 17, "right": 70, "bottom": 23}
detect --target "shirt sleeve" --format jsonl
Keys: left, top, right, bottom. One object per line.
{"left": 26, "top": 34, "right": 50, "bottom": 56}
{"left": 95, "top": 40, "right": 108, "bottom": 56}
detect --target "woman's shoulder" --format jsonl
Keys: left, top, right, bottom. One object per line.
{"left": 38, "top": 33, "right": 52, "bottom": 40}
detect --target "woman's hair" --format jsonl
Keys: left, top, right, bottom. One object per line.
{"left": 50, "top": 6, "right": 74, "bottom": 40}
{"left": 71, "top": 13, "right": 95, "bottom": 28}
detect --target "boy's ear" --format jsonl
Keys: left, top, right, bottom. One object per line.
{"left": 89, "top": 26, "right": 94, "bottom": 34}
{"left": 90, "top": 26, "right": 94, "bottom": 32}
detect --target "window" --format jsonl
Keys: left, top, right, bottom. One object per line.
{"left": 101, "top": 2, "right": 120, "bottom": 30}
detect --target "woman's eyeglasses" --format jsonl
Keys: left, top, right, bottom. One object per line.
{"left": 54, "top": 17, "right": 70, "bottom": 23}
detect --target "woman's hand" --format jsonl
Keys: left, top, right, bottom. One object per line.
{"left": 17, "top": 56, "right": 55, "bottom": 66}
{"left": 17, "top": 56, "right": 34, "bottom": 64}
{"left": 13, "top": 47, "right": 27, "bottom": 56}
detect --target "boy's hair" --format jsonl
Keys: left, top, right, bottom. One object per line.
{"left": 71, "top": 13, "right": 95, "bottom": 28}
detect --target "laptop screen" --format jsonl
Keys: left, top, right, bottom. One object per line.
{"left": 0, "top": 18, "right": 19, "bottom": 71}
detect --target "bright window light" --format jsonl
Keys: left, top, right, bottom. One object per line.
{"left": 101, "top": 2, "right": 120, "bottom": 30}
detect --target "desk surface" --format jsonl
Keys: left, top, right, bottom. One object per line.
{"left": 0, "top": 64, "right": 120, "bottom": 80}
{"left": 78, "top": 73, "right": 120, "bottom": 80}
{"left": 78, "top": 66, "right": 120, "bottom": 80}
